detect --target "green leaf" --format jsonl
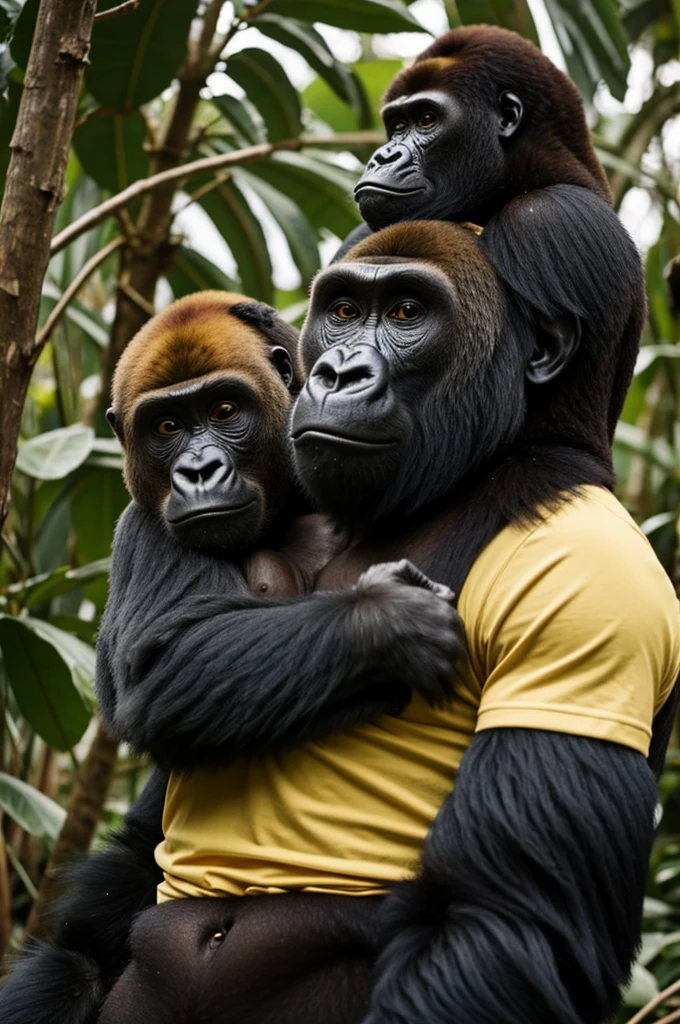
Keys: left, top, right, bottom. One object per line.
{"left": 16, "top": 425, "right": 94, "bottom": 481}
{"left": 73, "top": 110, "right": 149, "bottom": 192}
{"left": 7, "top": 0, "right": 33, "bottom": 69}
{"left": 457, "top": 0, "right": 538, "bottom": 44}
{"left": 0, "top": 771, "right": 66, "bottom": 841}
{"left": 253, "top": 14, "right": 358, "bottom": 105}
{"left": 262, "top": 0, "right": 423, "bottom": 33}
{"left": 635, "top": 345, "right": 680, "bottom": 374}
{"left": 198, "top": 178, "right": 273, "bottom": 302}
{"left": 622, "top": 963, "right": 659, "bottom": 1006}
{"left": 2, "top": 559, "right": 111, "bottom": 609}
{"left": 304, "top": 59, "right": 400, "bottom": 132}
{"left": 225, "top": 48, "right": 302, "bottom": 143}
{"left": 167, "top": 245, "right": 240, "bottom": 299}
{"left": 24, "top": 617, "right": 96, "bottom": 704}
{"left": 0, "top": 615, "right": 91, "bottom": 750}
{"left": 86, "top": 0, "right": 198, "bottom": 112}
{"left": 614, "top": 421, "right": 678, "bottom": 474}
{"left": 70, "top": 467, "right": 129, "bottom": 606}
{"left": 542, "top": 0, "right": 630, "bottom": 101}
{"left": 248, "top": 152, "right": 361, "bottom": 240}
{"left": 210, "top": 94, "right": 265, "bottom": 146}
{"left": 235, "top": 167, "right": 320, "bottom": 285}
{"left": 0, "top": 0, "right": 22, "bottom": 43}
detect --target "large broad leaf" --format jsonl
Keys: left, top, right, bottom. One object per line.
{"left": 2, "top": 559, "right": 111, "bottom": 609}
{"left": 210, "top": 94, "right": 265, "bottom": 146}
{"left": 16, "top": 425, "right": 94, "bottom": 481}
{"left": 70, "top": 466, "right": 129, "bottom": 607}
{"left": 225, "top": 48, "right": 302, "bottom": 143}
{"left": 262, "top": 0, "right": 422, "bottom": 33}
{"left": 198, "top": 178, "right": 273, "bottom": 302}
{"left": 456, "top": 0, "right": 538, "bottom": 44}
{"left": 304, "top": 59, "right": 400, "bottom": 131}
{"left": 622, "top": 963, "right": 659, "bottom": 1006}
{"left": 73, "top": 110, "right": 149, "bottom": 192}
{"left": 235, "top": 167, "right": 320, "bottom": 285}
{"left": 253, "top": 14, "right": 359, "bottom": 107}
{"left": 0, "top": 615, "right": 92, "bottom": 750}
{"left": 542, "top": 0, "right": 630, "bottom": 101}
{"left": 167, "top": 245, "right": 241, "bottom": 299}
{"left": 86, "top": 0, "right": 198, "bottom": 112}
{"left": 0, "top": 771, "right": 66, "bottom": 841}
{"left": 248, "top": 152, "right": 361, "bottom": 240}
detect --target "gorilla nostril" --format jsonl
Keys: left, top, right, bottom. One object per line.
{"left": 317, "top": 371, "right": 338, "bottom": 390}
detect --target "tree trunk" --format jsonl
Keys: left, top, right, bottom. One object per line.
{"left": 24, "top": 722, "right": 119, "bottom": 941}
{"left": 0, "top": 0, "right": 97, "bottom": 534}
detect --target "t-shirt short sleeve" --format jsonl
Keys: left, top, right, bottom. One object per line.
{"left": 462, "top": 488, "right": 680, "bottom": 756}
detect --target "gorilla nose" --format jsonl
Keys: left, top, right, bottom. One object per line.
{"left": 366, "top": 143, "right": 409, "bottom": 171}
{"left": 309, "top": 345, "right": 388, "bottom": 401}
{"left": 172, "top": 448, "right": 231, "bottom": 496}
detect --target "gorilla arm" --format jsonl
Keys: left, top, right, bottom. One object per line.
{"left": 97, "top": 503, "right": 464, "bottom": 770}
{"left": 364, "top": 730, "right": 656, "bottom": 1024}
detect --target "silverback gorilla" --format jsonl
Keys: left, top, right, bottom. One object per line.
{"left": 12, "top": 193, "right": 680, "bottom": 1024}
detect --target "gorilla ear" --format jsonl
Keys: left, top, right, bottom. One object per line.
{"left": 525, "top": 312, "right": 581, "bottom": 385}
{"left": 498, "top": 91, "right": 523, "bottom": 138}
{"left": 106, "top": 407, "right": 124, "bottom": 442}
{"left": 270, "top": 346, "right": 295, "bottom": 390}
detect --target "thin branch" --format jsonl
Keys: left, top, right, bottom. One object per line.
{"left": 118, "top": 281, "right": 155, "bottom": 316}
{"left": 36, "top": 236, "right": 125, "bottom": 347}
{"left": 50, "top": 131, "right": 383, "bottom": 255}
{"left": 628, "top": 978, "right": 680, "bottom": 1024}
{"left": 172, "top": 170, "right": 232, "bottom": 218}
{"left": 93, "top": 0, "right": 139, "bottom": 22}
{"left": 656, "top": 1007, "right": 680, "bottom": 1024}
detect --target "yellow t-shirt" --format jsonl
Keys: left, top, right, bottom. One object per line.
{"left": 156, "top": 486, "right": 680, "bottom": 902}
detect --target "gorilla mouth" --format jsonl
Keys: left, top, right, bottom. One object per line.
{"left": 354, "top": 182, "right": 423, "bottom": 196}
{"left": 168, "top": 501, "right": 257, "bottom": 525}
{"left": 292, "top": 428, "right": 398, "bottom": 452}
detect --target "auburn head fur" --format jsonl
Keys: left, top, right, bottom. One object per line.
{"left": 384, "top": 25, "right": 611, "bottom": 203}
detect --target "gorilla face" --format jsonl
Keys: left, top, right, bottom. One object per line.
{"left": 292, "top": 235, "right": 528, "bottom": 527}
{"left": 126, "top": 375, "right": 290, "bottom": 554}
{"left": 354, "top": 90, "right": 517, "bottom": 230}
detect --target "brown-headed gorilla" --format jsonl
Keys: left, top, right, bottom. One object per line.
{"left": 33, "top": 188, "right": 680, "bottom": 1024}
{"left": 337, "top": 25, "right": 611, "bottom": 257}
{"left": 0, "top": 292, "right": 464, "bottom": 1024}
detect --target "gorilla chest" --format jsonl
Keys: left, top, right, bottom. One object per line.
{"left": 315, "top": 505, "right": 459, "bottom": 590}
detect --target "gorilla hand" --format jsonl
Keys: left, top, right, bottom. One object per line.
{"left": 352, "top": 559, "right": 465, "bottom": 706}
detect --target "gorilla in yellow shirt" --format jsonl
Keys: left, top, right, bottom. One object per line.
{"left": 3, "top": 194, "right": 678, "bottom": 1024}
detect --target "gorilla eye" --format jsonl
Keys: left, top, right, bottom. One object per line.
{"left": 210, "top": 401, "right": 239, "bottom": 423}
{"left": 331, "top": 301, "right": 359, "bottom": 321}
{"left": 388, "top": 301, "right": 423, "bottom": 322}
{"left": 417, "top": 111, "right": 437, "bottom": 129}
{"left": 154, "top": 417, "right": 182, "bottom": 436}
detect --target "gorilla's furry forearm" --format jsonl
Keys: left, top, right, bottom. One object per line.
{"left": 97, "top": 504, "right": 462, "bottom": 769}
{"left": 0, "top": 770, "right": 166, "bottom": 1024}
{"left": 364, "top": 729, "right": 656, "bottom": 1024}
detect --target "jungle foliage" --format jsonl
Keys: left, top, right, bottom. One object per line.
{"left": 0, "top": 1, "right": 678, "bottom": 1017}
